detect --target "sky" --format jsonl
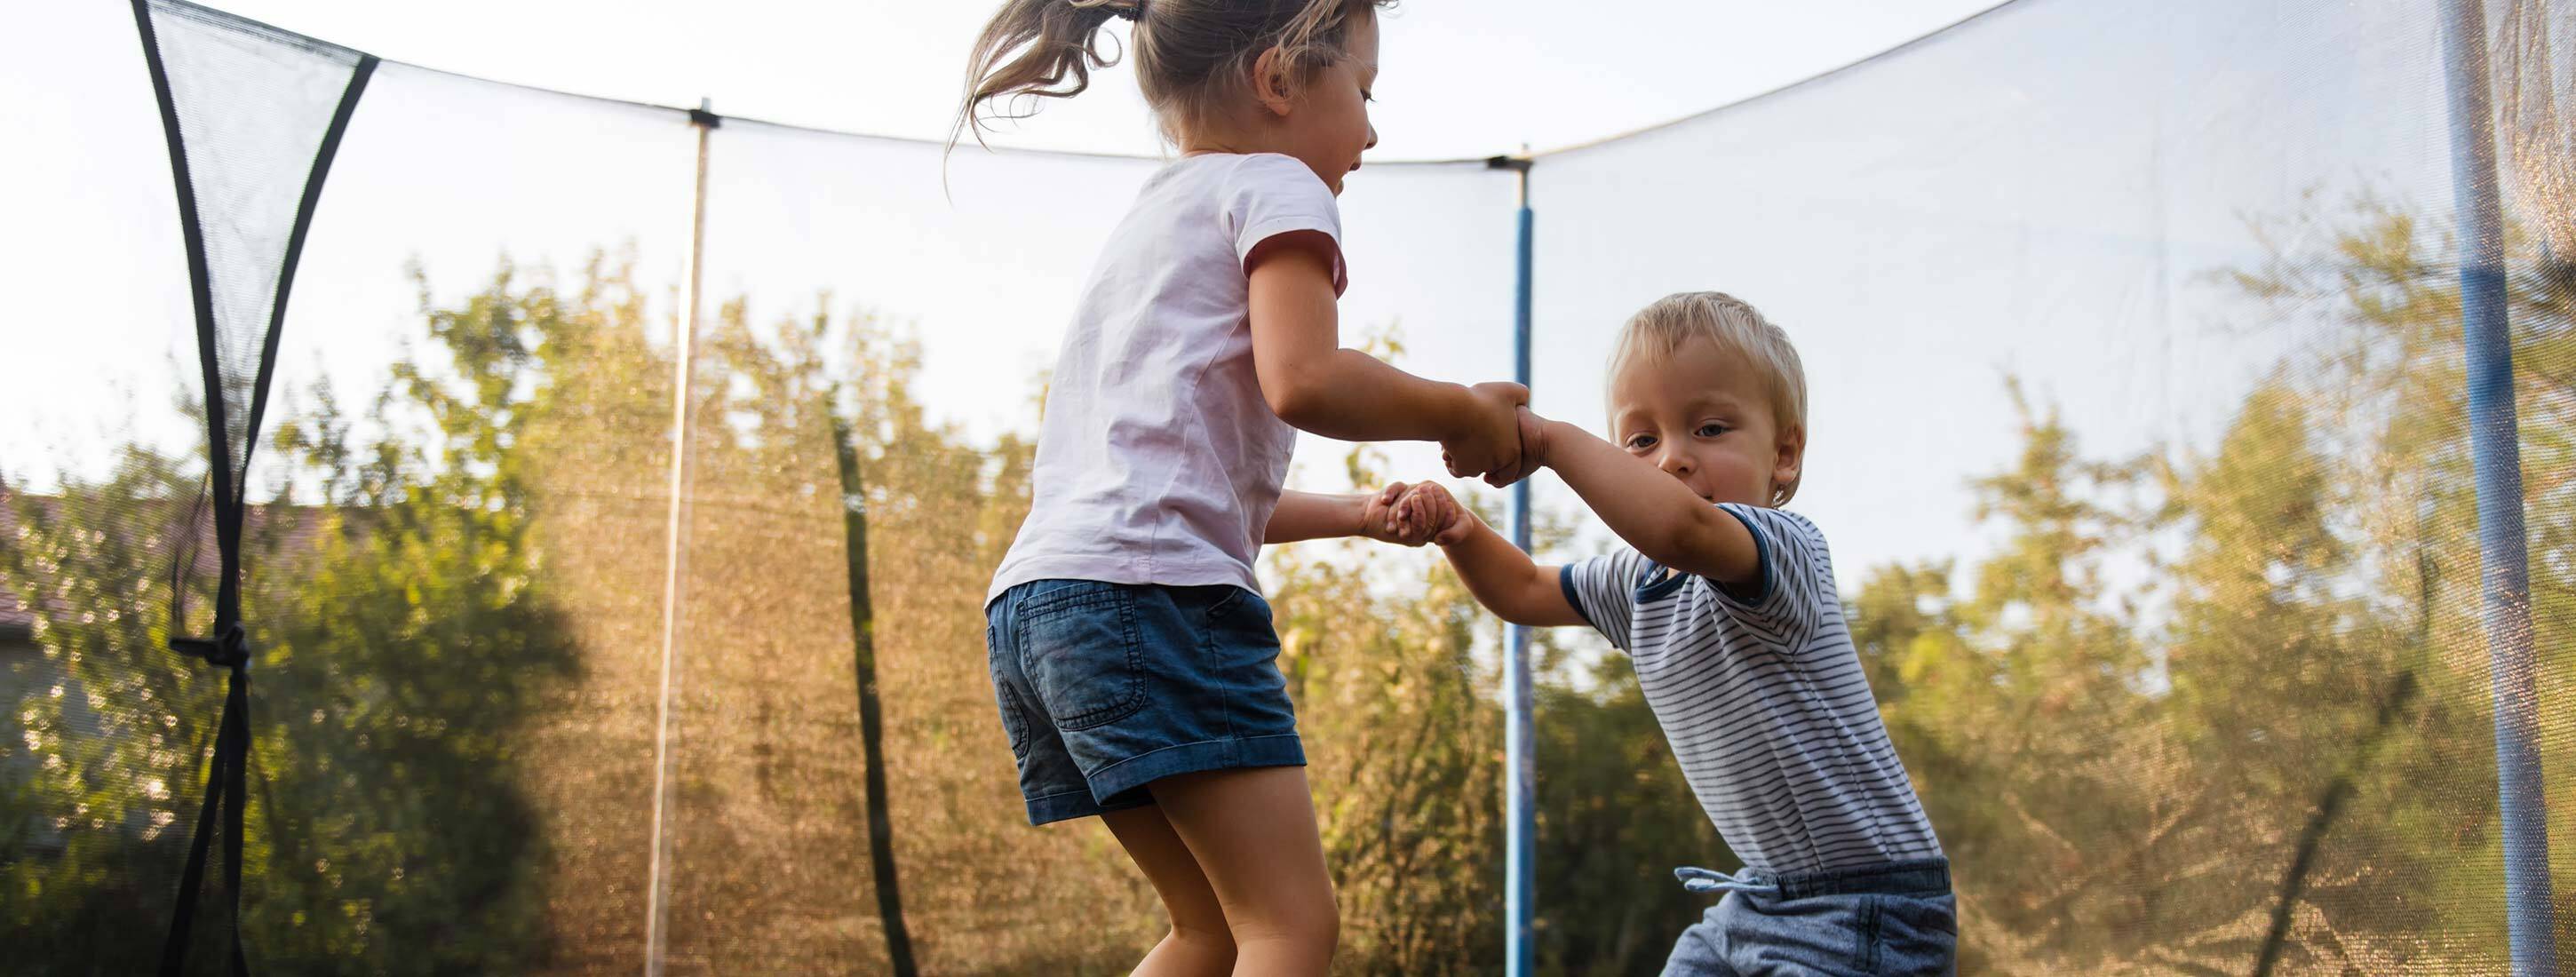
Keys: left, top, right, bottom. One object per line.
{"left": 0, "top": 0, "right": 2475, "bottom": 593}
{"left": 197, "top": 0, "right": 2005, "bottom": 160}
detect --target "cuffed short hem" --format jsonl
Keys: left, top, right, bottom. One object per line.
{"left": 1093, "top": 733, "right": 1308, "bottom": 806}
{"left": 1025, "top": 787, "right": 1153, "bottom": 826}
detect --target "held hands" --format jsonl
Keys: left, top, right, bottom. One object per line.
{"left": 1443, "top": 397, "right": 1554, "bottom": 489}
{"left": 1512, "top": 406, "right": 1549, "bottom": 477}
{"left": 1368, "top": 399, "right": 1554, "bottom": 548}
{"left": 1357, "top": 481, "right": 1474, "bottom": 547}
{"left": 1361, "top": 482, "right": 1442, "bottom": 546}
{"left": 1393, "top": 480, "right": 1475, "bottom": 546}
{"left": 1443, "top": 382, "right": 1535, "bottom": 486}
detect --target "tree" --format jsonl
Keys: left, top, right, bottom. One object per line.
{"left": 2215, "top": 196, "right": 2576, "bottom": 970}
{"left": 2, "top": 443, "right": 215, "bottom": 973}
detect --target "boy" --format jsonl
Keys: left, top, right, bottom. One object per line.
{"left": 1393, "top": 291, "right": 1956, "bottom": 975}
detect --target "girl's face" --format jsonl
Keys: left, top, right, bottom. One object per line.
{"left": 1277, "top": 10, "right": 1379, "bottom": 195}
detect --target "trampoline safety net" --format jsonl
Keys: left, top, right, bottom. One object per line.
{"left": 0, "top": 0, "right": 2570, "bottom": 973}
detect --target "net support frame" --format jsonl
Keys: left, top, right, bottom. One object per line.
{"left": 2438, "top": 2, "right": 2561, "bottom": 973}
{"left": 1487, "top": 153, "right": 1538, "bottom": 977}
{"left": 128, "top": 2, "right": 378, "bottom": 972}
{"left": 642, "top": 96, "right": 718, "bottom": 977}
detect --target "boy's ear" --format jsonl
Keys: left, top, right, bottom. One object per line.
{"left": 1770, "top": 422, "right": 1807, "bottom": 504}
{"left": 1250, "top": 46, "right": 1298, "bottom": 116}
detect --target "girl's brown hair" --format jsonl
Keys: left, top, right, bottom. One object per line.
{"left": 954, "top": 0, "right": 1390, "bottom": 147}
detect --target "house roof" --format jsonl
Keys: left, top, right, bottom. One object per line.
{"left": 0, "top": 486, "right": 342, "bottom": 647}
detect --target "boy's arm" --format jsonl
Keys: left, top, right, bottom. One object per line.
{"left": 1245, "top": 239, "right": 1532, "bottom": 481}
{"left": 1405, "top": 485, "right": 1586, "bottom": 628}
{"left": 1527, "top": 414, "right": 1761, "bottom": 585}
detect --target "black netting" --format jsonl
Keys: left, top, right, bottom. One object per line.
{"left": 3, "top": 0, "right": 2570, "bottom": 973}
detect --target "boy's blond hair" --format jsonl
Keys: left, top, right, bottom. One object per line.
{"left": 1606, "top": 291, "right": 1809, "bottom": 505}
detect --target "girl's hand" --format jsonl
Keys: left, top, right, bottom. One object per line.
{"left": 1441, "top": 382, "right": 1529, "bottom": 482}
{"left": 1396, "top": 481, "right": 1475, "bottom": 547}
{"left": 1360, "top": 482, "right": 1437, "bottom": 546}
{"left": 1445, "top": 399, "right": 1555, "bottom": 488}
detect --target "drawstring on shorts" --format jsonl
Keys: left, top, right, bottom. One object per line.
{"left": 1675, "top": 866, "right": 1778, "bottom": 896}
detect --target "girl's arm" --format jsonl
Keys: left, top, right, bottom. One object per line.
{"left": 1245, "top": 236, "right": 1530, "bottom": 481}
{"left": 1524, "top": 413, "right": 1760, "bottom": 585}
{"left": 1266, "top": 487, "right": 1431, "bottom": 546}
{"left": 1401, "top": 484, "right": 1586, "bottom": 627}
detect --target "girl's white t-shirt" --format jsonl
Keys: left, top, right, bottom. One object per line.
{"left": 988, "top": 153, "right": 1346, "bottom": 602}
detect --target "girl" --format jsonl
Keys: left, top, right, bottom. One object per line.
{"left": 957, "top": 1, "right": 1529, "bottom": 973}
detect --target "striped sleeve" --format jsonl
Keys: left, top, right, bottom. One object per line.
{"left": 1711, "top": 504, "right": 1829, "bottom": 650}
{"left": 1558, "top": 547, "right": 1650, "bottom": 650}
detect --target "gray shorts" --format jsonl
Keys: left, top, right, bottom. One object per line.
{"left": 1661, "top": 858, "right": 1957, "bottom": 976}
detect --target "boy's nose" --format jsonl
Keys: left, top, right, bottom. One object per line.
{"left": 1658, "top": 452, "right": 1694, "bottom": 476}
{"left": 1364, "top": 122, "right": 1379, "bottom": 151}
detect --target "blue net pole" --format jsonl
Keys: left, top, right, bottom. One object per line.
{"left": 1492, "top": 154, "right": 1538, "bottom": 977}
{"left": 2438, "top": 3, "right": 2560, "bottom": 973}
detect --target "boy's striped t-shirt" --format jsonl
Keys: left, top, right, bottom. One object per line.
{"left": 1559, "top": 504, "right": 1944, "bottom": 874}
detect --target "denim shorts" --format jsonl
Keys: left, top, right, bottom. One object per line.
{"left": 1661, "top": 858, "right": 1958, "bottom": 976}
{"left": 985, "top": 579, "right": 1306, "bottom": 825}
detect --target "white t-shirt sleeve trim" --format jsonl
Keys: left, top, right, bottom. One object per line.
{"left": 1227, "top": 155, "right": 1347, "bottom": 296}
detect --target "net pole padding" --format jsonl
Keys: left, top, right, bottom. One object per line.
{"left": 2438, "top": 3, "right": 2561, "bottom": 974}
{"left": 643, "top": 96, "right": 719, "bottom": 977}
{"left": 1487, "top": 152, "right": 1537, "bottom": 977}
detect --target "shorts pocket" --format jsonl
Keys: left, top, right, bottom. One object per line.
{"left": 1868, "top": 893, "right": 1959, "bottom": 975}
{"left": 1203, "top": 585, "right": 1267, "bottom": 624}
{"left": 1198, "top": 587, "right": 1287, "bottom": 681}
{"left": 1016, "top": 584, "right": 1148, "bottom": 731}
{"left": 1200, "top": 587, "right": 1278, "bottom": 655}
{"left": 986, "top": 624, "right": 1032, "bottom": 756}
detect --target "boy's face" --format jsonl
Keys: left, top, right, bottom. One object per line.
{"left": 1606, "top": 336, "right": 1803, "bottom": 508}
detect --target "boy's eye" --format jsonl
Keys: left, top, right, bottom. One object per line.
{"left": 1361, "top": 90, "right": 1375, "bottom": 103}
{"left": 1623, "top": 435, "right": 1656, "bottom": 452}
{"left": 1696, "top": 423, "right": 1729, "bottom": 438}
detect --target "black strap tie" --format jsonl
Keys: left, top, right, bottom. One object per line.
{"left": 159, "top": 617, "right": 253, "bottom": 977}
{"left": 171, "top": 621, "right": 250, "bottom": 669}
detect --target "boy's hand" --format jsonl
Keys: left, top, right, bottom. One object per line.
{"left": 1501, "top": 406, "right": 1552, "bottom": 483}
{"left": 1396, "top": 481, "right": 1475, "bottom": 547}
{"left": 1441, "top": 381, "right": 1529, "bottom": 482}
{"left": 1456, "top": 404, "right": 1555, "bottom": 488}
{"left": 1359, "top": 482, "right": 1439, "bottom": 547}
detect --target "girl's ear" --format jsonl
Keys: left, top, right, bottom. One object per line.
{"left": 1770, "top": 422, "right": 1806, "bottom": 506}
{"left": 1249, "top": 45, "right": 1298, "bottom": 116}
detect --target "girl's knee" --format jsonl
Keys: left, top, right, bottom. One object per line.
{"left": 1162, "top": 921, "right": 1237, "bottom": 967}
{"left": 1169, "top": 918, "right": 1235, "bottom": 949}
{"left": 1228, "top": 894, "right": 1339, "bottom": 949}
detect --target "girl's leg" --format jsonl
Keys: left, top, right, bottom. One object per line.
{"left": 1102, "top": 806, "right": 1236, "bottom": 977}
{"left": 1150, "top": 767, "right": 1339, "bottom": 977}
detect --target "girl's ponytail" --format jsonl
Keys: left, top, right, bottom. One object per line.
{"left": 951, "top": 0, "right": 1388, "bottom": 153}
{"left": 953, "top": 0, "right": 1141, "bottom": 147}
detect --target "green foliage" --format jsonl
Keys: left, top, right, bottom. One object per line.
{"left": 231, "top": 266, "right": 588, "bottom": 972}
{"left": 1850, "top": 201, "right": 2576, "bottom": 974}
{"left": 1, "top": 262, "right": 592, "bottom": 973}
{"left": 1527, "top": 643, "right": 1724, "bottom": 977}
{"left": 2, "top": 445, "right": 209, "bottom": 969}
{"left": 6, "top": 193, "right": 2572, "bottom": 974}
